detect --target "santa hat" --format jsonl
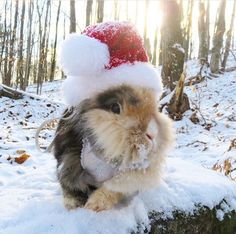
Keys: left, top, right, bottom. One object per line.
{"left": 59, "top": 21, "right": 163, "bottom": 106}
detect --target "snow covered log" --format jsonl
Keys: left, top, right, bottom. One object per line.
{"left": 0, "top": 84, "right": 23, "bottom": 99}
{"left": 148, "top": 206, "right": 236, "bottom": 234}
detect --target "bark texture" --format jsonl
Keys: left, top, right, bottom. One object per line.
{"left": 221, "top": 0, "right": 236, "bottom": 70}
{"left": 70, "top": 0, "right": 76, "bottom": 33}
{"left": 198, "top": 0, "right": 209, "bottom": 61}
{"left": 210, "top": 0, "right": 226, "bottom": 73}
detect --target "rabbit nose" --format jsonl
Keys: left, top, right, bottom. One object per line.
{"left": 146, "top": 133, "right": 154, "bottom": 141}
{"left": 145, "top": 119, "right": 158, "bottom": 141}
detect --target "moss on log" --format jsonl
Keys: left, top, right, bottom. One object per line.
{"left": 148, "top": 207, "right": 236, "bottom": 234}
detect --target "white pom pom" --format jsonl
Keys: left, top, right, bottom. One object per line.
{"left": 58, "top": 34, "right": 110, "bottom": 76}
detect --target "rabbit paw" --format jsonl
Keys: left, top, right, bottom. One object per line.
{"left": 84, "top": 187, "right": 123, "bottom": 212}
{"left": 63, "top": 191, "right": 85, "bottom": 210}
{"left": 64, "top": 197, "right": 82, "bottom": 210}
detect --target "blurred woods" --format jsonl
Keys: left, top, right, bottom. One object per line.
{"left": 0, "top": 0, "right": 235, "bottom": 96}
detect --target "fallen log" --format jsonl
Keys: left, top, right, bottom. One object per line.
{"left": 148, "top": 206, "right": 236, "bottom": 234}
{"left": 0, "top": 84, "right": 23, "bottom": 99}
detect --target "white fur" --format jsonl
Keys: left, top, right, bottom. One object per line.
{"left": 62, "top": 62, "right": 163, "bottom": 106}
{"left": 81, "top": 140, "right": 115, "bottom": 182}
{"left": 58, "top": 34, "right": 110, "bottom": 77}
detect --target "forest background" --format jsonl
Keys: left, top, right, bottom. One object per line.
{"left": 0, "top": 0, "right": 235, "bottom": 97}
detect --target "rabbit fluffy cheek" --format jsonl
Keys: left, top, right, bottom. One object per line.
{"left": 85, "top": 109, "right": 159, "bottom": 170}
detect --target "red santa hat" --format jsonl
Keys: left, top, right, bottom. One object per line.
{"left": 59, "top": 21, "right": 163, "bottom": 106}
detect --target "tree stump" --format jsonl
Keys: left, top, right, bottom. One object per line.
{"left": 162, "top": 45, "right": 190, "bottom": 120}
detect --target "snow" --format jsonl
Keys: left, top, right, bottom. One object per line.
{"left": 1, "top": 59, "right": 236, "bottom": 233}
{"left": 172, "top": 43, "right": 185, "bottom": 54}
{"left": 119, "top": 144, "right": 150, "bottom": 172}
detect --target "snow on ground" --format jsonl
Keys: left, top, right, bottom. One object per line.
{"left": 0, "top": 61, "right": 236, "bottom": 233}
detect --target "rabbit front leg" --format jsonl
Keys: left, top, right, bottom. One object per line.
{"left": 63, "top": 189, "right": 87, "bottom": 210}
{"left": 84, "top": 187, "right": 123, "bottom": 212}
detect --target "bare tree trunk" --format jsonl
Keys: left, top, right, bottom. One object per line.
{"left": 33, "top": 44, "right": 38, "bottom": 84}
{"left": 143, "top": 0, "right": 151, "bottom": 60}
{"left": 5, "top": 0, "right": 19, "bottom": 86}
{"left": 206, "top": 0, "right": 210, "bottom": 54}
{"left": 70, "top": 0, "right": 76, "bottom": 33}
{"left": 126, "top": 0, "right": 128, "bottom": 20}
{"left": 24, "top": 0, "right": 34, "bottom": 90}
{"left": 97, "top": 0, "right": 104, "bottom": 23}
{"left": 210, "top": 0, "right": 226, "bottom": 73}
{"left": 232, "top": 31, "right": 235, "bottom": 50}
{"left": 221, "top": 0, "right": 236, "bottom": 70}
{"left": 183, "top": 0, "right": 193, "bottom": 60}
{"left": 36, "top": 0, "right": 50, "bottom": 94}
{"left": 162, "top": 44, "right": 185, "bottom": 91}
{"left": 160, "top": 0, "right": 183, "bottom": 89}
{"left": 3, "top": 1, "right": 10, "bottom": 85}
{"left": 0, "top": 0, "right": 8, "bottom": 78}
{"left": 159, "top": 0, "right": 182, "bottom": 66}
{"left": 152, "top": 27, "right": 158, "bottom": 66}
{"left": 114, "top": 0, "right": 119, "bottom": 21}
{"left": 198, "top": 0, "right": 208, "bottom": 61}
{"left": 143, "top": 1, "right": 148, "bottom": 38}
{"left": 179, "top": 0, "right": 183, "bottom": 22}
{"left": 86, "top": 0, "right": 93, "bottom": 26}
{"left": 135, "top": 0, "right": 138, "bottom": 24}
{"left": 50, "top": 0, "right": 61, "bottom": 82}
{"left": 43, "top": 2, "right": 51, "bottom": 84}
{"left": 17, "top": 0, "right": 26, "bottom": 90}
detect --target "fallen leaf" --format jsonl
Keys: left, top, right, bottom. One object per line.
{"left": 225, "top": 124, "right": 230, "bottom": 128}
{"left": 212, "top": 163, "right": 222, "bottom": 172}
{"left": 213, "top": 103, "right": 219, "bottom": 108}
{"left": 190, "top": 112, "right": 199, "bottom": 124}
{"left": 228, "top": 139, "right": 236, "bottom": 151}
{"left": 14, "top": 153, "right": 30, "bottom": 164}
{"left": 224, "top": 159, "right": 232, "bottom": 176}
{"left": 204, "top": 123, "right": 213, "bottom": 131}
{"left": 16, "top": 150, "right": 26, "bottom": 154}
{"left": 216, "top": 112, "right": 223, "bottom": 117}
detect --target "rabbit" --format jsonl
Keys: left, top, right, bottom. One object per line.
{"left": 53, "top": 84, "right": 174, "bottom": 211}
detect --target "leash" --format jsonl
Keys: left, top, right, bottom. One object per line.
{"left": 35, "top": 117, "right": 60, "bottom": 153}
{"left": 35, "top": 108, "right": 73, "bottom": 153}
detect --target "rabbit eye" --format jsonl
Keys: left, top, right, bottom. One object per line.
{"left": 110, "top": 103, "right": 121, "bottom": 114}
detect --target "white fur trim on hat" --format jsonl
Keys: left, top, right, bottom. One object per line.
{"left": 62, "top": 62, "right": 163, "bottom": 106}
{"left": 58, "top": 34, "right": 110, "bottom": 77}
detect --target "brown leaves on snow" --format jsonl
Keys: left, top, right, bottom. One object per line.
{"left": 6, "top": 151, "right": 30, "bottom": 164}
{"left": 14, "top": 153, "right": 30, "bottom": 164}
{"left": 212, "top": 158, "right": 236, "bottom": 181}
{"left": 228, "top": 139, "right": 236, "bottom": 152}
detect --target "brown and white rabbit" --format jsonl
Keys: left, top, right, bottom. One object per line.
{"left": 53, "top": 84, "right": 173, "bottom": 211}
